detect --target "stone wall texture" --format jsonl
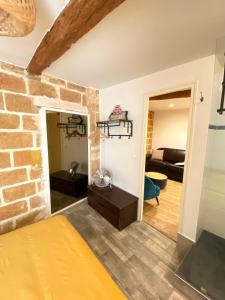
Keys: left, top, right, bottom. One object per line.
{"left": 0, "top": 61, "right": 99, "bottom": 234}
{"left": 146, "top": 111, "right": 154, "bottom": 154}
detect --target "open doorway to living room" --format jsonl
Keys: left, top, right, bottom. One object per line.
{"left": 143, "top": 89, "right": 191, "bottom": 241}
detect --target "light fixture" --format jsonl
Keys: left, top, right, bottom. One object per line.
{"left": 0, "top": 0, "right": 36, "bottom": 37}
{"left": 169, "top": 103, "right": 174, "bottom": 108}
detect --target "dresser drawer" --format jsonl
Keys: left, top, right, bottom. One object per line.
{"left": 87, "top": 185, "right": 138, "bottom": 231}
{"left": 88, "top": 190, "right": 119, "bottom": 227}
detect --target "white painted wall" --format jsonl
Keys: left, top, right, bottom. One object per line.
{"left": 100, "top": 55, "right": 215, "bottom": 242}
{"left": 60, "top": 113, "right": 88, "bottom": 174}
{"left": 152, "top": 109, "right": 189, "bottom": 150}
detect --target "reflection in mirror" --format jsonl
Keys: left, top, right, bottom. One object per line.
{"left": 46, "top": 111, "right": 88, "bottom": 213}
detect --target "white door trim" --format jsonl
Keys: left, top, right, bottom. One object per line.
{"left": 39, "top": 105, "right": 91, "bottom": 216}
{"left": 137, "top": 81, "right": 197, "bottom": 237}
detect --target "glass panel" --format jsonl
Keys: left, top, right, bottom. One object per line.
{"left": 202, "top": 37, "right": 225, "bottom": 238}
{"left": 176, "top": 38, "right": 225, "bottom": 300}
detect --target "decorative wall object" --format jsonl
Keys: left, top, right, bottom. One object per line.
{"left": 57, "top": 114, "right": 87, "bottom": 138}
{"left": 109, "top": 105, "right": 128, "bottom": 121}
{"left": 97, "top": 119, "right": 133, "bottom": 139}
{"left": 0, "top": 0, "right": 36, "bottom": 37}
{"left": 97, "top": 107, "right": 133, "bottom": 139}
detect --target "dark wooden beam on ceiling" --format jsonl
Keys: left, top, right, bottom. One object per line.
{"left": 149, "top": 89, "right": 191, "bottom": 101}
{"left": 27, "top": 0, "right": 126, "bottom": 75}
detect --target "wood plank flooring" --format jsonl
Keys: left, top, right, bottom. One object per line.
{"left": 62, "top": 201, "right": 204, "bottom": 300}
{"left": 51, "top": 190, "right": 84, "bottom": 213}
{"left": 143, "top": 180, "right": 182, "bottom": 241}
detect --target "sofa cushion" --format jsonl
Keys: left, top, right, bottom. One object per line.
{"left": 152, "top": 149, "right": 164, "bottom": 160}
{"left": 145, "top": 158, "right": 184, "bottom": 182}
{"left": 175, "top": 162, "right": 185, "bottom": 166}
{"left": 149, "top": 159, "right": 167, "bottom": 168}
{"left": 167, "top": 163, "right": 184, "bottom": 173}
{"left": 158, "top": 148, "right": 185, "bottom": 163}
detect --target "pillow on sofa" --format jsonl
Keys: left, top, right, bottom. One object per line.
{"left": 174, "top": 162, "right": 184, "bottom": 166}
{"left": 152, "top": 149, "right": 164, "bottom": 161}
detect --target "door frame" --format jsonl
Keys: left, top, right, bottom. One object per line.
{"left": 138, "top": 81, "right": 197, "bottom": 236}
{"left": 40, "top": 106, "right": 91, "bottom": 216}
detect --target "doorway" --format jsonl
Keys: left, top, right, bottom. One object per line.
{"left": 41, "top": 108, "right": 90, "bottom": 215}
{"left": 141, "top": 86, "right": 195, "bottom": 241}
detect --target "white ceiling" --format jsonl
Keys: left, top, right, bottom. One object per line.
{"left": 0, "top": 0, "right": 225, "bottom": 89}
{"left": 149, "top": 98, "right": 190, "bottom": 112}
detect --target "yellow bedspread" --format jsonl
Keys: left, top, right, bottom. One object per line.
{"left": 0, "top": 215, "right": 126, "bottom": 300}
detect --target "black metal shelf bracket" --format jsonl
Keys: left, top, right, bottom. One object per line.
{"left": 217, "top": 54, "right": 225, "bottom": 115}
{"left": 96, "top": 119, "right": 133, "bottom": 139}
{"left": 57, "top": 115, "right": 87, "bottom": 137}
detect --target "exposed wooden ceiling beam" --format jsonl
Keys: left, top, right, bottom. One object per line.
{"left": 27, "top": 0, "right": 126, "bottom": 75}
{"left": 149, "top": 89, "right": 191, "bottom": 101}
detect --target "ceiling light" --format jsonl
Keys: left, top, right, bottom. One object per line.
{"left": 169, "top": 103, "right": 174, "bottom": 108}
{"left": 0, "top": 0, "right": 36, "bottom": 37}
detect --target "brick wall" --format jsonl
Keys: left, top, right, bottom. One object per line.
{"left": 146, "top": 111, "right": 154, "bottom": 154}
{"left": 0, "top": 61, "right": 99, "bottom": 234}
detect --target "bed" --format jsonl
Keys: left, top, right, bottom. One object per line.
{"left": 0, "top": 215, "right": 126, "bottom": 300}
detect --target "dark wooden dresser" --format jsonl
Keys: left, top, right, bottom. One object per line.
{"left": 50, "top": 171, "right": 88, "bottom": 197}
{"left": 87, "top": 185, "right": 138, "bottom": 230}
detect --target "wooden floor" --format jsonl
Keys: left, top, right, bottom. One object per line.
{"left": 62, "top": 201, "right": 204, "bottom": 300}
{"left": 143, "top": 180, "right": 182, "bottom": 241}
{"left": 51, "top": 190, "right": 84, "bottom": 213}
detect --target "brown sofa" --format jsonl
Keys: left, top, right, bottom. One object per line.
{"left": 145, "top": 148, "right": 185, "bottom": 182}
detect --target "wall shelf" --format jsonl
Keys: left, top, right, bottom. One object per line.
{"left": 97, "top": 119, "right": 133, "bottom": 139}
{"left": 57, "top": 114, "right": 87, "bottom": 137}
